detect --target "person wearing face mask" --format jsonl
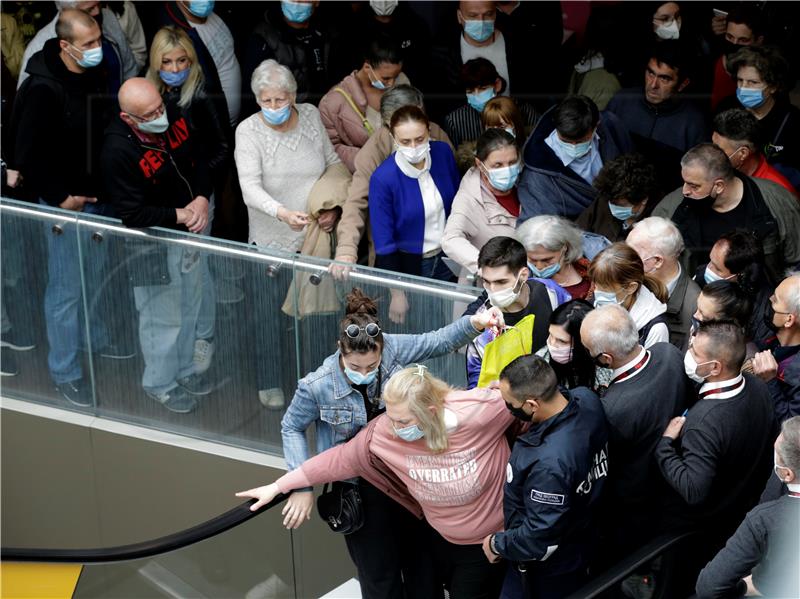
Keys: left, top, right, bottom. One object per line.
{"left": 277, "top": 288, "right": 504, "bottom": 599}
{"left": 718, "top": 45, "right": 800, "bottom": 189}
{"left": 442, "top": 129, "right": 520, "bottom": 281}
{"left": 518, "top": 95, "right": 634, "bottom": 222}
{"left": 17, "top": 0, "right": 138, "bottom": 92}
{"left": 483, "top": 354, "right": 607, "bottom": 599}
{"left": 580, "top": 304, "right": 689, "bottom": 561}
{"left": 709, "top": 6, "right": 764, "bottom": 111}
{"left": 534, "top": 300, "right": 612, "bottom": 391}
{"left": 463, "top": 237, "right": 564, "bottom": 389}
{"left": 101, "top": 77, "right": 212, "bottom": 414}
{"left": 692, "top": 280, "right": 753, "bottom": 336}
{"left": 241, "top": 0, "right": 329, "bottom": 109}
{"left": 10, "top": 8, "right": 136, "bottom": 408}
{"left": 695, "top": 416, "right": 800, "bottom": 599}
{"left": 319, "top": 34, "right": 407, "bottom": 173}
{"left": 653, "top": 143, "right": 800, "bottom": 281}
{"left": 750, "top": 274, "right": 800, "bottom": 423}
{"left": 713, "top": 108, "right": 798, "bottom": 197}
{"left": 444, "top": 58, "right": 505, "bottom": 151}
{"left": 627, "top": 217, "right": 700, "bottom": 350}
{"left": 656, "top": 320, "right": 774, "bottom": 572}
{"left": 517, "top": 215, "right": 594, "bottom": 301}
{"left": 589, "top": 242, "right": 670, "bottom": 348}
{"left": 577, "top": 154, "right": 660, "bottom": 244}
{"left": 146, "top": 26, "right": 232, "bottom": 378}
{"left": 239, "top": 361, "right": 522, "bottom": 599}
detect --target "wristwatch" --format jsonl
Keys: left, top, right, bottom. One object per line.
{"left": 489, "top": 534, "right": 500, "bottom": 556}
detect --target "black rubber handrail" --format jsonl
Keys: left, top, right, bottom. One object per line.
{"left": 564, "top": 529, "right": 700, "bottom": 599}
{"left": 0, "top": 495, "right": 288, "bottom": 564}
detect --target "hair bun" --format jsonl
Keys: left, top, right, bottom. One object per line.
{"left": 345, "top": 288, "right": 378, "bottom": 316}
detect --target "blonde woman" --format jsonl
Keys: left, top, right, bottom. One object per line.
{"left": 237, "top": 363, "right": 514, "bottom": 599}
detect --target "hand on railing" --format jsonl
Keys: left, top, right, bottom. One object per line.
{"left": 329, "top": 254, "right": 356, "bottom": 280}
{"left": 280, "top": 490, "right": 314, "bottom": 529}
{"left": 236, "top": 482, "right": 281, "bottom": 511}
{"left": 59, "top": 195, "right": 97, "bottom": 212}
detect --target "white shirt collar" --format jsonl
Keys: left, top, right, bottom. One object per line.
{"left": 611, "top": 346, "right": 647, "bottom": 381}
{"left": 698, "top": 374, "right": 745, "bottom": 399}
{"left": 788, "top": 483, "right": 800, "bottom": 494}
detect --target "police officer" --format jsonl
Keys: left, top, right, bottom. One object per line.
{"left": 482, "top": 354, "right": 609, "bottom": 599}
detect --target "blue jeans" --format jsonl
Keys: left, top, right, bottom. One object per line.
{"left": 41, "top": 200, "right": 113, "bottom": 384}
{"left": 133, "top": 245, "right": 202, "bottom": 395}
{"left": 420, "top": 251, "right": 457, "bottom": 283}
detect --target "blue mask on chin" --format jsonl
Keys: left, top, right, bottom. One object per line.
{"left": 467, "top": 87, "right": 496, "bottom": 112}
{"left": 261, "top": 104, "right": 292, "bottom": 126}
{"left": 528, "top": 261, "right": 561, "bottom": 279}
{"left": 608, "top": 203, "right": 635, "bottom": 221}
{"left": 343, "top": 366, "right": 378, "bottom": 386}
{"left": 593, "top": 289, "right": 620, "bottom": 308}
{"left": 395, "top": 423, "right": 424, "bottom": 442}
{"left": 282, "top": 0, "right": 313, "bottom": 23}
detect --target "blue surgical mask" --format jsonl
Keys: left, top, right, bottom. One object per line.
{"left": 529, "top": 262, "right": 561, "bottom": 279}
{"left": 608, "top": 203, "right": 635, "bottom": 221}
{"left": 261, "top": 104, "right": 292, "bottom": 126}
{"left": 159, "top": 68, "right": 190, "bottom": 87}
{"left": 395, "top": 423, "right": 424, "bottom": 442}
{"left": 557, "top": 136, "right": 593, "bottom": 160}
{"left": 343, "top": 366, "right": 378, "bottom": 386}
{"left": 483, "top": 162, "right": 520, "bottom": 192}
{"left": 72, "top": 44, "right": 103, "bottom": 69}
{"left": 282, "top": 0, "right": 313, "bottom": 23}
{"left": 593, "top": 289, "right": 620, "bottom": 308}
{"left": 467, "top": 87, "right": 496, "bottom": 112}
{"left": 703, "top": 265, "right": 725, "bottom": 285}
{"left": 136, "top": 111, "right": 170, "bottom": 134}
{"left": 463, "top": 19, "right": 495, "bottom": 43}
{"left": 187, "top": 0, "right": 215, "bottom": 18}
{"left": 736, "top": 87, "right": 765, "bottom": 109}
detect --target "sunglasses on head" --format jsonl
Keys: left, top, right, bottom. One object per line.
{"left": 344, "top": 323, "right": 381, "bottom": 339}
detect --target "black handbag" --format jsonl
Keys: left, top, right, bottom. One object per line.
{"left": 316, "top": 481, "right": 364, "bottom": 535}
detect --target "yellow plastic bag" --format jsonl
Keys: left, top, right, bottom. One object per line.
{"left": 477, "top": 314, "right": 535, "bottom": 388}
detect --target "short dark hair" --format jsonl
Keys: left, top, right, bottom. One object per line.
{"left": 55, "top": 8, "right": 98, "bottom": 43}
{"left": 648, "top": 40, "right": 691, "bottom": 81}
{"left": 389, "top": 104, "right": 429, "bottom": 133}
{"left": 695, "top": 319, "right": 746, "bottom": 373}
{"left": 593, "top": 153, "right": 659, "bottom": 205}
{"left": 681, "top": 143, "right": 736, "bottom": 181}
{"left": 700, "top": 281, "right": 753, "bottom": 329}
{"left": 728, "top": 45, "right": 793, "bottom": 94}
{"left": 475, "top": 128, "right": 517, "bottom": 162}
{"left": 716, "top": 230, "right": 768, "bottom": 297}
{"left": 364, "top": 33, "right": 403, "bottom": 68}
{"left": 477, "top": 236, "right": 527, "bottom": 273}
{"left": 460, "top": 57, "right": 506, "bottom": 93}
{"left": 549, "top": 299, "right": 596, "bottom": 388}
{"left": 500, "top": 354, "right": 558, "bottom": 402}
{"left": 726, "top": 5, "right": 765, "bottom": 39}
{"left": 553, "top": 95, "right": 599, "bottom": 141}
{"left": 713, "top": 108, "right": 762, "bottom": 149}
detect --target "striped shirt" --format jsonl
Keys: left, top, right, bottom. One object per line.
{"left": 444, "top": 101, "right": 538, "bottom": 148}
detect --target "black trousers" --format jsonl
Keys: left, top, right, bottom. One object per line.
{"left": 343, "top": 479, "right": 439, "bottom": 599}
{"left": 429, "top": 527, "right": 506, "bottom": 599}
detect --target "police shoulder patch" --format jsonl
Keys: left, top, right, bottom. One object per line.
{"left": 530, "top": 489, "right": 565, "bottom": 505}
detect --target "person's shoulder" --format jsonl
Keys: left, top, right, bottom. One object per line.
{"left": 649, "top": 341, "right": 683, "bottom": 363}
{"left": 297, "top": 102, "right": 321, "bottom": 120}
{"left": 235, "top": 112, "right": 264, "bottom": 136}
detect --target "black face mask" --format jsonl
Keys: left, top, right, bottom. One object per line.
{"left": 723, "top": 40, "right": 742, "bottom": 59}
{"left": 505, "top": 402, "right": 531, "bottom": 422}
{"left": 764, "top": 302, "right": 781, "bottom": 333}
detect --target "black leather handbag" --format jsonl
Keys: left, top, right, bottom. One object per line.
{"left": 316, "top": 481, "right": 364, "bottom": 535}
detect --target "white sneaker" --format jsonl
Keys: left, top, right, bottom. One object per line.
{"left": 258, "top": 387, "right": 285, "bottom": 410}
{"left": 193, "top": 339, "right": 214, "bottom": 374}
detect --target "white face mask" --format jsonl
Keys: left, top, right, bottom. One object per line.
{"left": 683, "top": 350, "right": 714, "bottom": 384}
{"left": 396, "top": 140, "right": 430, "bottom": 164}
{"left": 370, "top": 0, "right": 398, "bottom": 16}
{"left": 655, "top": 19, "right": 680, "bottom": 40}
{"left": 487, "top": 274, "right": 524, "bottom": 309}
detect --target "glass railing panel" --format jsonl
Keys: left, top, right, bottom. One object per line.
{"left": 0, "top": 201, "right": 95, "bottom": 410}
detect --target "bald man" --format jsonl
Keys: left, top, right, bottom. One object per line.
{"left": 101, "top": 77, "right": 212, "bottom": 414}
{"left": 10, "top": 8, "right": 126, "bottom": 406}
{"left": 580, "top": 304, "right": 688, "bottom": 561}
{"left": 752, "top": 273, "right": 800, "bottom": 421}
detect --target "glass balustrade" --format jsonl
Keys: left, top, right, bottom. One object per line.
{"left": 0, "top": 198, "right": 482, "bottom": 455}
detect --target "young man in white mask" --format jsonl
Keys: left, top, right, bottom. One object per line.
{"left": 696, "top": 416, "right": 800, "bottom": 599}
{"left": 463, "top": 236, "right": 562, "bottom": 389}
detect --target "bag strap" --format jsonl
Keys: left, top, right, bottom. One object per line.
{"left": 334, "top": 87, "right": 375, "bottom": 136}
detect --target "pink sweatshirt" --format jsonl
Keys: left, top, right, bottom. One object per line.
{"left": 275, "top": 388, "right": 515, "bottom": 545}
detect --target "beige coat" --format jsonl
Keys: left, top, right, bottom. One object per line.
{"left": 282, "top": 162, "right": 352, "bottom": 319}
{"left": 442, "top": 167, "right": 518, "bottom": 277}
{"left": 334, "top": 123, "right": 454, "bottom": 265}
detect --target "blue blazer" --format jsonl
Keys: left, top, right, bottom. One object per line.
{"left": 369, "top": 141, "right": 459, "bottom": 274}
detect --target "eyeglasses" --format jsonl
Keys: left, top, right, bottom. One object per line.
{"left": 128, "top": 103, "right": 166, "bottom": 122}
{"left": 344, "top": 323, "right": 381, "bottom": 339}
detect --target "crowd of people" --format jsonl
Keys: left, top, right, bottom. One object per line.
{"left": 1, "top": 1, "right": 800, "bottom": 598}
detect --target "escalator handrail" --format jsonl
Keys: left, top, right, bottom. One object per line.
{"left": 0, "top": 495, "right": 288, "bottom": 564}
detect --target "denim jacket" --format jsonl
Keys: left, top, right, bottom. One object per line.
{"left": 280, "top": 316, "right": 481, "bottom": 485}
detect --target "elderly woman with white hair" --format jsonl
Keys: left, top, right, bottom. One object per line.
{"left": 235, "top": 59, "right": 341, "bottom": 409}
{"left": 235, "top": 58, "right": 341, "bottom": 251}
{"left": 516, "top": 215, "right": 593, "bottom": 301}
{"left": 626, "top": 216, "right": 700, "bottom": 349}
